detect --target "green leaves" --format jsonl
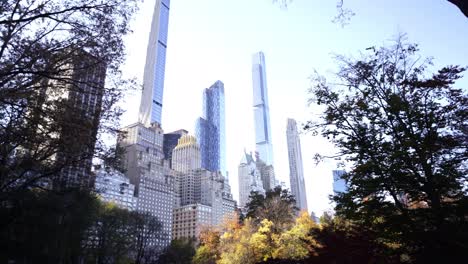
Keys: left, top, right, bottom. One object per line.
{"left": 307, "top": 36, "right": 468, "bottom": 261}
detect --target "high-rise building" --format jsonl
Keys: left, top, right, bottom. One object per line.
{"left": 286, "top": 118, "right": 308, "bottom": 212}
{"left": 255, "top": 152, "right": 276, "bottom": 191}
{"left": 195, "top": 80, "right": 226, "bottom": 175}
{"left": 139, "top": 0, "right": 171, "bottom": 126}
{"left": 40, "top": 51, "right": 106, "bottom": 189}
{"left": 172, "top": 168, "right": 235, "bottom": 240}
{"left": 238, "top": 151, "right": 265, "bottom": 209}
{"left": 252, "top": 52, "right": 274, "bottom": 166}
{"left": 163, "top": 129, "right": 188, "bottom": 168}
{"left": 332, "top": 170, "right": 347, "bottom": 194}
{"left": 94, "top": 167, "right": 137, "bottom": 211}
{"left": 171, "top": 134, "right": 201, "bottom": 173}
{"left": 118, "top": 122, "right": 174, "bottom": 249}
{"left": 173, "top": 204, "right": 212, "bottom": 240}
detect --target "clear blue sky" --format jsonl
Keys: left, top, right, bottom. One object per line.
{"left": 121, "top": 0, "right": 468, "bottom": 216}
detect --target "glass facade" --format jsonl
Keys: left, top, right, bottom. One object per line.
{"left": 195, "top": 117, "right": 219, "bottom": 172}
{"left": 195, "top": 81, "right": 226, "bottom": 175}
{"left": 286, "top": 118, "right": 308, "bottom": 212}
{"left": 139, "top": 0, "right": 170, "bottom": 126}
{"left": 252, "top": 52, "right": 274, "bottom": 166}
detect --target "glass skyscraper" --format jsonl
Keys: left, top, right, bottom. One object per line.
{"left": 252, "top": 52, "right": 274, "bottom": 166}
{"left": 139, "top": 0, "right": 170, "bottom": 126}
{"left": 286, "top": 118, "right": 308, "bottom": 212}
{"left": 195, "top": 81, "right": 226, "bottom": 175}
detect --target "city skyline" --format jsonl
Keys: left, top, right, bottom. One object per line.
{"left": 120, "top": 0, "right": 468, "bottom": 216}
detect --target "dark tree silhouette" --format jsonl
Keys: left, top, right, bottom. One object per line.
{"left": 0, "top": 0, "right": 138, "bottom": 198}
{"left": 306, "top": 36, "right": 468, "bottom": 262}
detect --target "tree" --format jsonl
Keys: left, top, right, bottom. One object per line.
{"left": 0, "top": 188, "right": 101, "bottom": 263}
{"left": 133, "top": 211, "right": 164, "bottom": 264}
{"left": 309, "top": 214, "right": 398, "bottom": 263}
{"left": 0, "top": 0, "right": 138, "bottom": 198}
{"left": 218, "top": 218, "right": 258, "bottom": 264}
{"left": 273, "top": 212, "right": 320, "bottom": 260}
{"left": 157, "top": 238, "right": 196, "bottom": 264}
{"left": 245, "top": 186, "right": 298, "bottom": 232}
{"left": 306, "top": 36, "right": 468, "bottom": 262}
{"left": 86, "top": 203, "right": 135, "bottom": 264}
{"left": 195, "top": 227, "right": 222, "bottom": 263}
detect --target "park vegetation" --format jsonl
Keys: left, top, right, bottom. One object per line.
{"left": 0, "top": 0, "right": 466, "bottom": 263}
{"left": 163, "top": 36, "right": 467, "bottom": 263}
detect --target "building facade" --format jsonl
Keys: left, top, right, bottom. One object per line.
{"left": 118, "top": 122, "right": 174, "bottom": 248}
{"left": 238, "top": 151, "right": 265, "bottom": 209}
{"left": 255, "top": 154, "right": 276, "bottom": 191}
{"left": 172, "top": 204, "right": 212, "bottom": 240}
{"left": 163, "top": 129, "right": 188, "bottom": 168}
{"left": 286, "top": 118, "right": 308, "bottom": 212}
{"left": 195, "top": 80, "right": 226, "bottom": 175}
{"left": 41, "top": 51, "right": 107, "bottom": 190}
{"left": 139, "top": 0, "right": 171, "bottom": 126}
{"left": 172, "top": 168, "right": 235, "bottom": 240}
{"left": 252, "top": 52, "right": 274, "bottom": 166}
{"left": 94, "top": 167, "right": 137, "bottom": 211}
{"left": 171, "top": 134, "right": 201, "bottom": 173}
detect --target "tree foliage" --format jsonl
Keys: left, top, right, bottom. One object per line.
{"left": 307, "top": 36, "right": 468, "bottom": 262}
{"left": 157, "top": 238, "right": 196, "bottom": 264}
{"left": 0, "top": 188, "right": 164, "bottom": 264}
{"left": 194, "top": 209, "right": 320, "bottom": 264}
{"left": 0, "top": 0, "right": 138, "bottom": 197}
{"left": 245, "top": 186, "right": 298, "bottom": 232}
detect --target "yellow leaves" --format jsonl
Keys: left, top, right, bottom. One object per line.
{"left": 273, "top": 212, "right": 321, "bottom": 260}
{"left": 250, "top": 219, "right": 275, "bottom": 262}
{"left": 214, "top": 214, "right": 320, "bottom": 263}
{"left": 257, "top": 219, "right": 273, "bottom": 233}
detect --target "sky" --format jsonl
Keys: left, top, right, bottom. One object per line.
{"left": 120, "top": 0, "right": 468, "bottom": 216}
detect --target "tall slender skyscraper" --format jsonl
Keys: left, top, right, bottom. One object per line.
{"left": 195, "top": 80, "right": 226, "bottom": 175}
{"left": 286, "top": 118, "right": 308, "bottom": 212}
{"left": 139, "top": 0, "right": 170, "bottom": 126}
{"left": 252, "top": 52, "right": 274, "bottom": 166}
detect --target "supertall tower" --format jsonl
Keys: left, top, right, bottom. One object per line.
{"left": 139, "top": 0, "right": 170, "bottom": 126}
{"left": 286, "top": 118, "right": 308, "bottom": 212}
{"left": 252, "top": 52, "right": 274, "bottom": 166}
{"left": 195, "top": 80, "right": 226, "bottom": 175}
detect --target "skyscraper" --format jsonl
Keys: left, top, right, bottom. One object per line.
{"left": 163, "top": 129, "right": 188, "bottom": 168}
{"left": 45, "top": 50, "right": 106, "bottom": 189}
{"left": 94, "top": 167, "right": 137, "bottom": 211}
{"left": 171, "top": 134, "right": 201, "bottom": 173}
{"left": 238, "top": 151, "right": 265, "bottom": 209}
{"left": 286, "top": 118, "right": 308, "bottom": 212}
{"left": 255, "top": 152, "right": 276, "bottom": 191}
{"left": 139, "top": 0, "right": 170, "bottom": 126}
{"left": 252, "top": 52, "right": 274, "bottom": 166}
{"left": 118, "top": 122, "right": 174, "bottom": 248}
{"left": 195, "top": 80, "right": 226, "bottom": 175}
